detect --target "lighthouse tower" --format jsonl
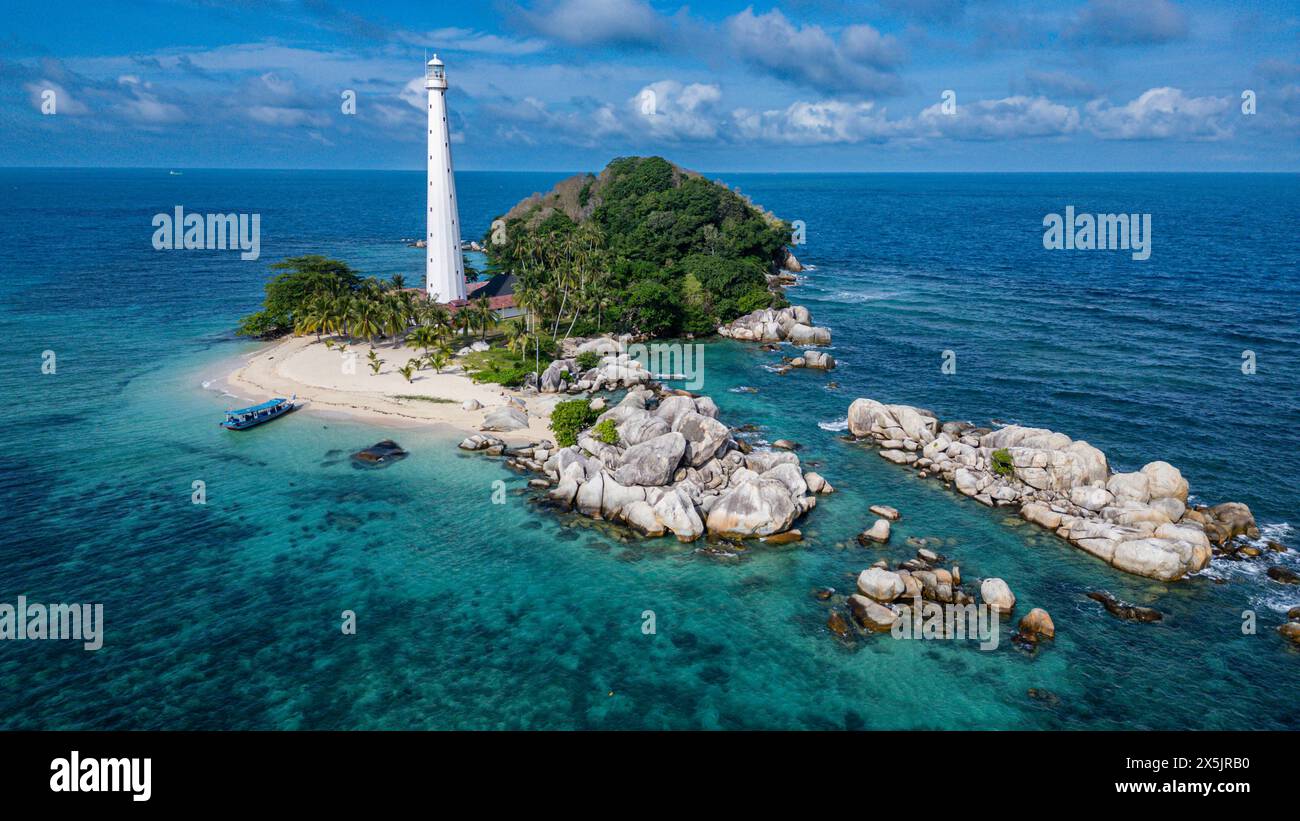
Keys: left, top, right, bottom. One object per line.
{"left": 424, "top": 55, "right": 466, "bottom": 303}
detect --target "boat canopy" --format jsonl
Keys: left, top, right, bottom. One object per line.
{"left": 226, "top": 398, "right": 287, "bottom": 416}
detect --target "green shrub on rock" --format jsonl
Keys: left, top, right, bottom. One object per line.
{"left": 592, "top": 418, "right": 619, "bottom": 445}
{"left": 550, "top": 400, "right": 602, "bottom": 448}
{"left": 992, "top": 448, "right": 1015, "bottom": 478}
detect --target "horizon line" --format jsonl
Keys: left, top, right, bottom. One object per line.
{"left": 2, "top": 165, "right": 1296, "bottom": 175}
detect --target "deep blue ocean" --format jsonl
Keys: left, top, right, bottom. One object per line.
{"left": 0, "top": 168, "right": 1296, "bottom": 729}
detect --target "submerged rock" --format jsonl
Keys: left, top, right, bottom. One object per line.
{"left": 868, "top": 504, "right": 901, "bottom": 521}
{"left": 1267, "top": 566, "right": 1300, "bottom": 585}
{"left": 762, "top": 529, "right": 803, "bottom": 545}
{"left": 827, "top": 609, "right": 851, "bottom": 638}
{"left": 1086, "top": 590, "right": 1163, "bottom": 622}
{"left": 351, "top": 440, "right": 408, "bottom": 467}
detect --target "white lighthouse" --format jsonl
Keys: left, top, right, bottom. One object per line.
{"left": 424, "top": 54, "right": 466, "bottom": 303}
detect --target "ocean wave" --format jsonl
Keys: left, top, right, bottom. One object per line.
{"left": 818, "top": 417, "right": 849, "bottom": 432}
{"left": 1198, "top": 521, "right": 1298, "bottom": 613}
{"left": 821, "top": 288, "right": 903, "bottom": 304}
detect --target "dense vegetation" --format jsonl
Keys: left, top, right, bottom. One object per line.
{"left": 485, "top": 156, "right": 791, "bottom": 338}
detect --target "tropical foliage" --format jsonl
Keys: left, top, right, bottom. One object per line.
{"left": 549, "top": 399, "right": 602, "bottom": 448}
{"left": 237, "top": 256, "right": 433, "bottom": 342}
{"left": 484, "top": 156, "right": 791, "bottom": 340}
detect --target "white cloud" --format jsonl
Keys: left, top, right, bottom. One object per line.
{"left": 484, "top": 95, "right": 624, "bottom": 147}
{"left": 630, "top": 81, "right": 723, "bottom": 140}
{"left": 24, "top": 81, "right": 89, "bottom": 115}
{"left": 398, "top": 27, "right": 548, "bottom": 56}
{"left": 732, "top": 100, "right": 897, "bottom": 144}
{"left": 723, "top": 8, "right": 905, "bottom": 95}
{"left": 917, "top": 95, "right": 1080, "bottom": 140}
{"left": 1085, "top": 87, "right": 1233, "bottom": 140}
{"left": 112, "top": 76, "right": 186, "bottom": 125}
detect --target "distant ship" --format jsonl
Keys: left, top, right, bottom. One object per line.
{"left": 169, "top": 170, "right": 183, "bottom": 176}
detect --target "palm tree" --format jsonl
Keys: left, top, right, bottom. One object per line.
{"left": 424, "top": 303, "right": 451, "bottom": 338}
{"left": 470, "top": 297, "right": 498, "bottom": 341}
{"left": 398, "top": 360, "right": 419, "bottom": 383}
{"left": 408, "top": 325, "right": 438, "bottom": 358}
{"left": 295, "top": 298, "right": 327, "bottom": 340}
{"left": 391, "top": 273, "right": 407, "bottom": 291}
{"left": 352, "top": 300, "right": 381, "bottom": 346}
{"left": 383, "top": 294, "right": 407, "bottom": 347}
{"left": 368, "top": 357, "right": 384, "bottom": 375}
{"left": 426, "top": 349, "right": 448, "bottom": 374}
{"left": 502, "top": 318, "right": 527, "bottom": 356}
{"left": 454, "top": 309, "right": 473, "bottom": 344}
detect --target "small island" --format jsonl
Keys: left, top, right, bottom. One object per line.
{"left": 223, "top": 156, "right": 808, "bottom": 443}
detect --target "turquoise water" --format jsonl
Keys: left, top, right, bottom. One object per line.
{"left": 0, "top": 169, "right": 1296, "bottom": 729}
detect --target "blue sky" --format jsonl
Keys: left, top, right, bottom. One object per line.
{"left": 3, "top": 0, "right": 1298, "bottom": 171}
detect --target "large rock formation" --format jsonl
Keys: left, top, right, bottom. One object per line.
{"left": 472, "top": 384, "right": 818, "bottom": 543}
{"left": 844, "top": 396, "right": 1258, "bottom": 582}
{"left": 717, "top": 305, "right": 832, "bottom": 346}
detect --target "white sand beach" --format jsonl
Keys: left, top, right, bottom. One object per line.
{"left": 223, "top": 335, "right": 555, "bottom": 441}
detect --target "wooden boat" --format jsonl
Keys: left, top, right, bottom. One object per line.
{"left": 220, "top": 395, "right": 296, "bottom": 430}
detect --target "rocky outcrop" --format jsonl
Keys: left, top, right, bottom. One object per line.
{"left": 614, "top": 432, "right": 686, "bottom": 487}
{"left": 789, "top": 350, "right": 835, "bottom": 370}
{"left": 530, "top": 344, "right": 653, "bottom": 394}
{"left": 845, "top": 395, "right": 1257, "bottom": 582}
{"left": 458, "top": 433, "right": 503, "bottom": 451}
{"left": 826, "top": 550, "right": 981, "bottom": 641}
{"left": 470, "top": 384, "right": 818, "bottom": 544}
{"left": 782, "top": 249, "right": 803, "bottom": 273}
{"left": 717, "top": 305, "right": 832, "bottom": 346}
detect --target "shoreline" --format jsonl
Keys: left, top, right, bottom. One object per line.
{"left": 219, "top": 334, "right": 555, "bottom": 442}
